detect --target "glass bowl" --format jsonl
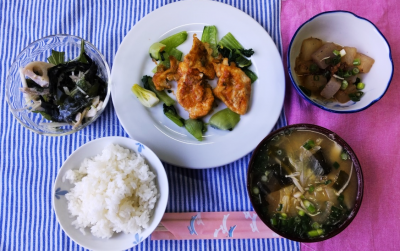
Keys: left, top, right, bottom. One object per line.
{"left": 6, "top": 34, "right": 111, "bottom": 136}
{"left": 247, "top": 124, "right": 364, "bottom": 242}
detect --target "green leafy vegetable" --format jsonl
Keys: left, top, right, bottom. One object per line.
{"left": 218, "top": 32, "right": 243, "bottom": 50}
{"left": 74, "top": 40, "right": 89, "bottom": 64}
{"left": 242, "top": 68, "right": 258, "bottom": 83}
{"left": 201, "top": 25, "right": 219, "bottom": 57}
{"left": 239, "top": 48, "right": 254, "bottom": 57}
{"left": 184, "top": 119, "right": 206, "bottom": 141}
{"left": 149, "top": 42, "right": 166, "bottom": 60}
{"left": 159, "top": 31, "right": 188, "bottom": 52}
{"left": 47, "top": 50, "right": 65, "bottom": 65}
{"left": 131, "top": 84, "right": 159, "bottom": 107}
{"left": 142, "top": 76, "right": 175, "bottom": 106}
{"left": 235, "top": 55, "right": 252, "bottom": 68}
{"left": 209, "top": 108, "right": 240, "bottom": 131}
{"left": 163, "top": 104, "right": 184, "bottom": 127}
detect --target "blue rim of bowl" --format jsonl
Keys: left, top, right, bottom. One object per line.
{"left": 287, "top": 10, "right": 394, "bottom": 113}
{"left": 5, "top": 34, "right": 111, "bottom": 136}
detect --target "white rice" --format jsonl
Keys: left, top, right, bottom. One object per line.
{"left": 63, "top": 144, "right": 159, "bottom": 239}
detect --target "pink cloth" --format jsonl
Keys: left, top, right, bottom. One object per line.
{"left": 281, "top": 1, "right": 399, "bottom": 250}
{"left": 151, "top": 212, "right": 281, "bottom": 240}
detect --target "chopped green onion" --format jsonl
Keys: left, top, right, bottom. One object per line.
{"left": 294, "top": 216, "right": 301, "bottom": 223}
{"left": 343, "top": 71, "right": 352, "bottom": 78}
{"left": 303, "top": 200, "right": 316, "bottom": 213}
{"left": 303, "top": 140, "right": 315, "bottom": 150}
{"left": 280, "top": 213, "right": 287, "bottom": 219}
{"left": 276, "top": 150, "right": 282, "bottom": 155}
{"left": 332, "top": 50, "right": 340, "bottom": 56}
{"left": 333, "top": 162, "right": 340, "bottom": 169}
{"left": 277, "top": 204, "right": 283, "bottom": 211}
{"left": 353, "top": 58, "right": 361, "bottom": 66}
{"left": 325, "top": 179, "right": 332, "bottom": 185}
{"left": 341, "top": 80, "right": 348, "bottom": 90}
{"left": 352, "top": 68, "right": 360, "bottom": 75}
{"left": 341, "top": 151, "right": 348, "bottom": 160}
{"left": 298, "top": 210, "right": 305, "bottom": 216}
{"left": 312, "top": 222, "right": 320, "bottom": 230}
{"left": 253, "top": 187, "right": 259, "bottom": 195}
{"left": 261, "top": 175, "right": 268, "bottom": 182}
{"left": 357, "top": 82, "right": 365, "bottom": 90}
{"left": 270, "top": 218, "right": 277, "bottom": 226}
{"left": 308, "top": 229, "right": 324, "bottom": 237}
{"left": 313, "top": 75, "right": 320, "bottom": 81}
{"left": 309, "top": 185, "right": 315, "bottom": 193}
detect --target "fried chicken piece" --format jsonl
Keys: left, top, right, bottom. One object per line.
{"left": 152, "top": 56, "right": 180, "bottom": 91}
{"left": 176, "top": 62, "right": 214, "bottom": 119}
{"left": 183, "top": 34, "right": 215, "bottom": 79}
{"left": 213, "top": 58, "right": 251, "bottom": 115}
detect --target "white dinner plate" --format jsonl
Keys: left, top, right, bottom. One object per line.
{"left": 111, "top": 0, "right": 285, "bottom": 169}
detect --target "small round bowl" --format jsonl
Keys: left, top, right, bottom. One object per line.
{"left": 52, "top": 137, "right": 169, "bottom": 250}
{"left": 6, "top": 34, "right": 111, "bottom": 136}
{"left": 247, "top": 124, "right": 364, "bottom": 242}
{"left": 288, "top": 11, "right": 393, "bottom": 113}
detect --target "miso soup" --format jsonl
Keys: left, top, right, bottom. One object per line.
{"left": 249, "top": 128, "right": 358, "bottom": 240}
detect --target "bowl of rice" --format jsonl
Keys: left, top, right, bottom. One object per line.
{"left": 52, "top": 136, "right": 168, "bottom": 250}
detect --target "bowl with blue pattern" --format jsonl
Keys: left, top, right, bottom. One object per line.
{"left": 52, "top": 136, "right": 168, "bottom": 250}
{"left": 288, "top": 11, "right": 393, "bottom": 113}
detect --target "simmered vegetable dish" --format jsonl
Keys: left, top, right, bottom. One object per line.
{"left": 249, "top": 129, "right": 357, "bottom": 240}
{"left": 295, "top": 37, "right": 374, "bottom": 103}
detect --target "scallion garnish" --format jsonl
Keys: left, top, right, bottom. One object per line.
{"left": 325, "top": 179, "right": 332, "bottom": 185}
{"left": 333, "top": 162, "right": 340, "bottom": 169}
{"left": 352, "top": 68, "right": 360, "bottom": 75}
{"left": 341, "top": 80, "right": 348, "bottom": 90}
{"left": 270, "top": 218, "right": 277, "bottom": 226}
{"left": 298, "top": 210, "right": 305, "bottom": 216}
{"left": 303, "top": 200, "right": 316, "bottom": 213}
{"left": 308, "top": 229, "right": 324, "bottom": 237}
{"left": 332, "top": 50, "right": 340, "bottom": 56}
{"left": 357, "top": 82, "right": 365, "bottom": 90}
{"left": 280, "top": 213, "right": 287, "bottom": 219}
{"left": 343, "top": 71, "right": 352, "bottom": 78}
{"left": 309, "top": 185, "right": 315, "bottom": 193}
{"left": 277, "top": 204, "right": 283, "bottom": 211}
{"left": 353, "top": 58, "right": 361, "bottom": 66}
{"left": 303, "top": 140, "right": 315, "bottom": 150}
{"left": 252, "top": 187, "right": 259, "bottom": 195}
{"left": 340, "top": 151, "right": 348, "bottom": 160}
{"left": 312, "top": 222, "right": 320, "bottom": 230}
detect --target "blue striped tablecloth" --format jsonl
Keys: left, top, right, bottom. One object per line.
{"left": 0, "top": 0, "right": 298, "bottom": 250}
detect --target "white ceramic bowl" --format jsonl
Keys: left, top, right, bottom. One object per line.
{"left": 52, "top": 137, "right": 168, "bottom": 251}
{"left": 288, "top": 11, "right": 393, "bottom": 113}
